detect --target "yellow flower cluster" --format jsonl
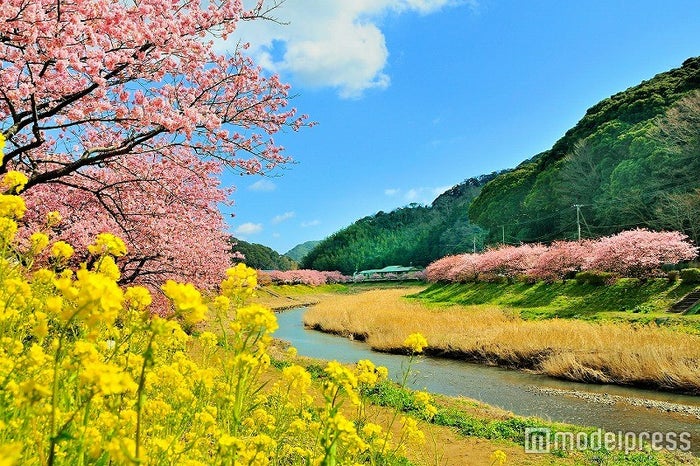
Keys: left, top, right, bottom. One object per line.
{"left": 88, "top": 232, "right": 128, "bottom": 257}
{"left": 0, "top": 169, "right": 426, "bottom": 465}
{"left": 161, "top": 280, "right": 208, "bottom": 325}
{"left": 403, "top": 332, "right": 428, "bottom": 354}
{"left": 220, "top": 262, "right": 258, "bottom": 302}
{"left": 1, "top": 171, "right": 28, "bottom": 194}
{"left": 0, "top": 194, "right": 26, "bottom": 218}
{"left": 490, "top": 449, "right": 508, "bottom": 465}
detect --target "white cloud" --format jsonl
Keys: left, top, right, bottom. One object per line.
{"left": 272, "top": 211, "right": 295, "bottom": 224}
{"left": 385, "top": 188, "right": 400, "bottom": 196}
{"left": 235, "top": 222, "right": 263, "bottom": 236}
{"left": 249, "top": 179, "right": 276, "bottom": 192}
{"left": 230, "top": 1, "right": 475, "bottom": 98}
{"left": 301, "top": 220, "right": 321, "bottom": 228}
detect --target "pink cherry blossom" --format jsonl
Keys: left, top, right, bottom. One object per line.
{"left": 0, "top": 0, "right": 312, "bottom": 288}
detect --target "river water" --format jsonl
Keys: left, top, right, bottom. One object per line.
{"left": 275, "top": 307, "right": 700, "bottom": 453}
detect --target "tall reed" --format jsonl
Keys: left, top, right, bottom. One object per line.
{"left": 303, "top": 289, "right": 700, "bottom": 393}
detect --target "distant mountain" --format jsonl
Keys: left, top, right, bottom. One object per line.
{"left": 301, "top": 172, "right": 505, "bottom": 275}
{"left": 302, "top": 57, "right": 700, "bottom": 274}
{"left": 284, "top": 240, "right": 321, "bottom": 263}
{"left": 230, "top": 238, "right": 297, "bottom": 271}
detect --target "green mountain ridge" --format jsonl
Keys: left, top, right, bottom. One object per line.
{"left": 470, "top": 56, "right": 700, "bottom": 244}
{"left": 284, "top": 240, "right": 321, "bottom": 263}
{"left": 230, "top": 238, "right": 297, "bottom": 271}
{"left": 301, "top": 172, "right": 506, "bottom": 275}
{"left": 270, "top": 57, "right": 700, "bottom": 274}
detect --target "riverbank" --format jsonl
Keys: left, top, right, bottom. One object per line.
{"left": 414, "top": 280, "right": 700, "bottom": 328}
{"left": 269, "top": 311, "right": 700, "bottom": 465}
{"left": 300, "top": 287, "right": 700, "bottom": 394}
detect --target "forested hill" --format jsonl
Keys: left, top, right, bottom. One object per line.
{"left": 284, "top": 241, "right": 321, "bottom": 263}
{"left": 469, "top": 56, "right": 700, "bottom": 245}
{"left": 302, "top": 57, "right": 700, "bottom": 274}
{"left": 301, "top": 172, "right": 505, "bottom": 275}
{"left": 230, "top": 238, "right": 297, "bottom": 271}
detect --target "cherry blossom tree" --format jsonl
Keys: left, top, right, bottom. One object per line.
{"left": 264, "top": 269, "right": 348, "bottom": 286}
{"left": 425, "top": 254, "right": 464, "bottom": 282}
{"left": 529, "top": 240, "right": 592, "bottom": 282}
{"left": 425, "top": 229, "right": 697, "bottom": 283}
{"left": 22, "top": 150, "right": 231, "bottom": 289}
{"left": 1, "top": 0, "right": 310, "bottom": 286}
{"left": 586, "top": 229, "right": 698, "bottom": 278}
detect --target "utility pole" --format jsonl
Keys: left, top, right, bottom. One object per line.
{"left": 502, "top": 225, "right": 505, "bottom": 244}
{"left": 573, "top": 204, "right": 583, "bottom": 241}
{"left": 473, "top": 236, "right": 476, "bottom": 253}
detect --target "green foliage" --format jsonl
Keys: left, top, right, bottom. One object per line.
{"left": 413, "top": 280, "right": 699, "bottom": 326}
{"left": 469, "top": 57, "right": 700, "bottom": 246}
{"left": 284, "top": 240, "right": 321, "bottom": 263}
{"left": 303, "top": 174, "right": 503, "bottom": 274}
{"left": 230, "top": 237, "right": 297, "bottom": 271}
{"left": 575, "top": 271, "right": 616, "bottom": 286}
{"left": 679, "top": 268, "right": 700, "bottom": 284}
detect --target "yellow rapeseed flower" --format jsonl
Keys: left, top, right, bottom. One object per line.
{"left": 282, "top": 364, "right": 311, "bottom": 392}
{"left": 0, "top": 442, "right": 22, "bottom": 466}
{"left": 161, "top": 280, "right": 207, "bottom": 326}
{"left": 220, "top": 263, "right": 257, "bottom": 298}
{"left": 124, "top": 285, "right": 152, "bottom": 310}
{"left": 94, "top": 255, "right": 121, "bottom": 280}
{"left": 44, "top": 296, "right": 63, "bottom": 315}
{"left": 29, "top": 232, "right": 49, "bottom": 253}
{"left": 198, "top": 331, "right": 218, "bottom": 348}
{"left": 490, "top": 449, "right": 507, "bottom": 465}
{"left": 51, "top": 241, "right": 74, "bottom": 260}
{"left": 87, "top": 232, "right": 127, "bottom": 257}
{"left": 1, "top": 171, "right": 28, "bottom": 193}
{"left": 236, "top": 303, "right": 278, "bottom": 334}
{"left": 46, "top": 210, "right": 62, "bottom": 227}
{"left": 74, "top": 268, "right": 124, "bottom": 326}
{"left": 0, "top": 217, "right": 17, "bottom": 243}
{"left": 403, "top": 332, "right": 428, "bottom": 353}
{"left": 0, "top": 194, "right": 26, "bottom": 219}
{"left": 401, "top": 416, "right": 425, "bottom": 445}
{"left": 355, "top": 359, "right": 385, "bottom": 386}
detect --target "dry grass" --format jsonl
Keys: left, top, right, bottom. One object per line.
{"left": 303, "top": 289, "right": 700, "bottom": 393}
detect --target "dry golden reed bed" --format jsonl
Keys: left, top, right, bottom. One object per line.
{"left": 302, "top": 288, "right": 700, "bottom": 394}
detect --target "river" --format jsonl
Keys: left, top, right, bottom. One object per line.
{"left": 275, "top": 307, "right": 700, "bottom": 453}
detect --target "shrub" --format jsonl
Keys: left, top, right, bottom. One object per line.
{"left": 680, "top": 268, "right": 700, "bottom": 284}
{"left": 667, "top": 270, "right": 680, "bottom": 283}
{"left": 575, "top": 270, "right": 616, "bottom": 286}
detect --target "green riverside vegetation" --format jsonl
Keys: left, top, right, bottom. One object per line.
{"left": 413, "top": 280, "right": 700, "bottom": 331}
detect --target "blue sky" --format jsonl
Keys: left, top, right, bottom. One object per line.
{"left": 221, "top": 0, "right": 700, "bottom": 254}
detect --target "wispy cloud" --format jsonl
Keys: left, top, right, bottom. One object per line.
{"left": 249, "top": 179, "right": 276, "bottom": 192}
{"left": 272, "top": 211, "right": 295, "bottom": 224}
{"left": 385, "top": 188, "right": 400, "bottom": 196}
{"left": 230, "top": 1, "right": 476, "bottom": 98}
{"left": 234, "top": 222, "right": 263, "bottom": 236}
{"left": 301, "top": 220, "right": 321, "bottom": 228}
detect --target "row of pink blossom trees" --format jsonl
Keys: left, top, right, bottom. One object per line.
{"left": 426, "top": 229, "right": 698, "bottom": 283}
{"left": 259, "top": 270, "right": 350, "bottom": 286}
